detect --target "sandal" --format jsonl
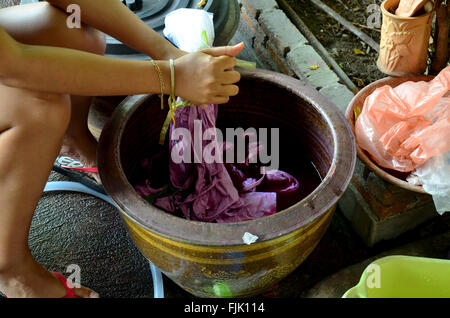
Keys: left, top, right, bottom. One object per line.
{"left": 51, "top": 271, "right": 78, "bottom": 298}
{"left": 4, "top": 271, "right": 85, "bottom": 298}
{"left": 52, "top": 156, "right": 106, "bottom": 194}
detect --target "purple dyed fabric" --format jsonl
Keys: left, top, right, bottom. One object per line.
{"left": 134, "top": 104, "right": 301, "bottom": 223}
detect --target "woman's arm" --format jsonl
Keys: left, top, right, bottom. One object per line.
{"left": 0, "top": 27, "right": 242, "bottom": 104}
{"left": 46, "top": 0, "right": 185, "bottom": 60}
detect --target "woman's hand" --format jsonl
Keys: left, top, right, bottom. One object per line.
{"left": 174, "top": 42, "right": 245, "bottom": 105}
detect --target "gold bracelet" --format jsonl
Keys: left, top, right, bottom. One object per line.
{"left": 169, "top": 59, "right": 175, "bottom": 98}
{"left": 151, "top": 60, "right": 165, "bottom": 110}
{"left": 168, "top": 59, "right": 176, "bottom": 123}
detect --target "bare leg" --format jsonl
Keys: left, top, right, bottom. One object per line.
{"left": 0, "top": 2, "right": 105, "bottom": 297}
{"left": 0, "top": 85, "right": 97, "bottom": 298}
{"left": 60, "top": 95, "right": 101, "bottom": 183}
{"left": 0, "top": 2, "right": 106, "bottom": 177}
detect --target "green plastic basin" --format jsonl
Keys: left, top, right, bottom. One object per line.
{"left": 343, "top": 255, "right": 450, "bottom": 298}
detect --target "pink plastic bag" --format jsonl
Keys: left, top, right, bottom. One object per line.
{"left": 355, "top": 66, "right": 450, "bottom": 172}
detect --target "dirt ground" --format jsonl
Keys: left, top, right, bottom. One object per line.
{"left": 286, "top": 0, "right": 386, "bottom": 88}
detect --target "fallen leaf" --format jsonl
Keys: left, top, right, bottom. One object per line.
{"left": 353, "top": 48, "right": 366, "bottom": 55}
{"left": 353, "top": 77, "right": 365, "bottom": 87}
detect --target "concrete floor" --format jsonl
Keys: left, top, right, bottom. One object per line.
{"left": 29, "top": 172, "right": 156, "bottom": 298}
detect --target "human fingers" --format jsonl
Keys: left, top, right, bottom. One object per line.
{"left": 201, "top": 42, "right": 245, "bottom": 57}
{"left": 220, "top": 84, "right": 239, "bottom": 97}
{"left": 212, "top": 96, "right": 230, "bottom": 104}
{"left": 220, "top": 70, "right": 241, "bottom": 85}
{"left": 214, "top": 55, "right": 238, "bottom": 70}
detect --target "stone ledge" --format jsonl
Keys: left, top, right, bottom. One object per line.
{"left": 252, "top": 37, "right": 284, "bottom": 73}
{"left": 229, "top": 25, "right": 268, "bottom": 70}
{"left": 263, "top": 39, "right": 295, "bottom": 76}
{"left": 240, "top": 5, "right": 268, "bottom": 45}
{"left": 287, "top": 45, "right": 340, "bottom": 89}
{"left": 258, "top": 8, "right": 308, "bottom": 57}
{"left": 240, "top": 0, "right": 278, "bottom": 19}
{"left": 319, "top": 83, "right": 355, "bottom": 114}
{"left": 339, "top": 182, "right": 438, "bottom": 247}
{"left": 236, "top": 2, "right": 344, "bottom": 91}
{"left": 338, "top": 159, "right": 439, "bottom": 247}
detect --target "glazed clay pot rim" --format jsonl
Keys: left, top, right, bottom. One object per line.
{"left": 381, "top": 0, "right": 432, "bottom": 20}
{"left": 98, "top": 69, "right": 356, "bottom": 245}
{"left": 345, "top": 75, "right": 433, "bottom": 194}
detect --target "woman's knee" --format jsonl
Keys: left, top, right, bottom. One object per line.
{"left": 0, "top": 2, "right": 106, "bottom": 56}
{"left": 20, "top": 92, "right": 72, "bottom": 136}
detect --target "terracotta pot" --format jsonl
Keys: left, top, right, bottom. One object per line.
{"left": 377, "top": 0, "right": 433, "bottom": 76}
{"left": 346, "top": 75, "right": 434, "bottom": 194}
{"left": 98, "top": 69, "right": 356, "bottom": 297}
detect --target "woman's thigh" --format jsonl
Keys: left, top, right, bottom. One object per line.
{"left": 0, "top": 1, "right": 105, "bottom": 54}
{"left": 0, "top": 2, "right": 105, "bottom": 129}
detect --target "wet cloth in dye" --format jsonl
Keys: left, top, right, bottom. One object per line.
{"left": 134, "top": 104, "right": 301, "bottom": 223}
